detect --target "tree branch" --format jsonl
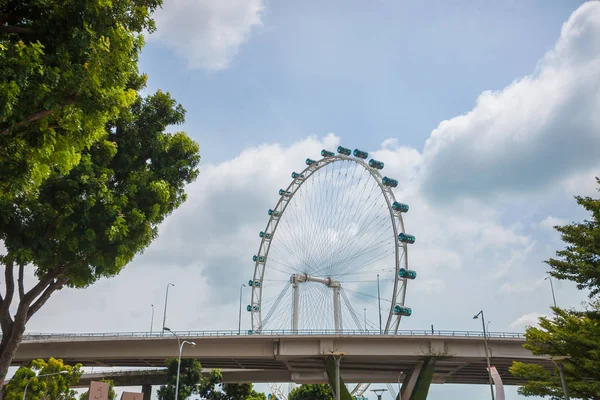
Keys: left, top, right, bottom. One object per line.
{"left": 27, "top": 277, "right": 67, "bottom": 322}
{"left": 17, "top": 263, "right": 24, "bottom": 300}
{"left": 0, "top": 14, "right": 22, "bottom": 24}
{"left": 1, "top": 98, "right": 76, "bottom": 136}
{"left": 1, "top": 109, "right": 55, "bottom": 135}
{"left": 0, "top": 25, "right": 36, "bottom": 34}
{"left": 21, "top": 266, "right": 64, "bottom": 306}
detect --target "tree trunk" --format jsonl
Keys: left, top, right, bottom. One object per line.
{"left": 0, "top": 269, "right": 65, "bottom": 396}
{"left": 0, "top": 307, "right": 27, "bottom": 399}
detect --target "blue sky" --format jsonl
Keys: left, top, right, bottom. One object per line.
{"left": 140, "top": 0, "right": 586, "bottom": 163}
{"left": 14, "top": 1, "right": 600, "bottom": 399}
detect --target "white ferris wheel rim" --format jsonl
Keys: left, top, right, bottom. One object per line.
{"left": 249, "top": 152, "right": 411, "bottom": 334}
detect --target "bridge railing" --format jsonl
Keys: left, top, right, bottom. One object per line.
{"left": 21, "top": 329, "right": 525, "bottom": 340}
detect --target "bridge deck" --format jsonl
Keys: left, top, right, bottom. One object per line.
{"left": 14, "top": 332, "right": 550, "bottom": 385}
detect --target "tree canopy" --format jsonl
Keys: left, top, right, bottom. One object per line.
{"left": 288, "top": 384, "right": 333, "bottom": 400}
{"left": 157, "top": 359, "right": 266, "bottom": 400}
{"left": 510, "top": 178, "right": 600, "bottom": 399}
{"left": 546, "top": 177, "right": 600, "bottom": 297}
{"left": 0, "top": 85, "right": 200, "bottom": 385}
{"left": 0, "top": 0, "right": 161, "bottom": 198}
{"left": 2, "top": 358, "right": 82, "bottom": 400}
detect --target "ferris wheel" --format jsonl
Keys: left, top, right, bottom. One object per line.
{"left": 247, "top": 146, "right": 416, "bottom": 335}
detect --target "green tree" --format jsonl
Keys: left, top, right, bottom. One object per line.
{"left": 157, "top": 359, "right": 222, "bottom": 400}
{"left": 0, "top": 87, "right": 200, "bottom": 386}
{"left": 288, "top": 384, "right": 333, "bottom": 400}
{"left": 546, "top": 177, "right": 600, "bottom": 296}
{"left": 220, "top": 383, "right": 266, "bottom": 400}
{"left": 0, "top": 0, "right": 160, "bottom": 198}
{"left": 78, "top": 379, "right": 117, "bottom": 400}
{"left": 2, "top": 357, "right": 82, "bottom": 400}
{"left": 157, "top": 359, "right": 266, "bottom": 400}
{"left": 510, "top": 178, "right": 600, "bottom": 399}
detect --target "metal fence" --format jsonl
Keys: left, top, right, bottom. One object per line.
{"left": 21, "top": 329, "right": 525, "bottom": 340}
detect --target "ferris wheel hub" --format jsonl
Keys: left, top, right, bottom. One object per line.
{"left": 290, "top": 273, "right": 340, "bottom": 288}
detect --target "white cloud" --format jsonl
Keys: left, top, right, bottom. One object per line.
{"left": 499, "top": 278, "right": 545, "bottom": 295}
{"left": 419, "top": 1, "right": 600, "bottom": 202}
{"left": 150, "top": 0, "right": 265, "bottom": 70}
{"left": 510, "top": 312, "right": 547, "bottom": 329}
{"left": 540, "top": 216, "right": 568, "bottom": 230}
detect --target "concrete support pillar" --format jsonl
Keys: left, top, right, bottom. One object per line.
{"left": 400, "top": 358, "right": 436, "bottom": 400}
{"left": 141, "top": 384, "right": 152, "bottom": 400}
{"left": 324, "top": 357, "right": 353, "bottom": 400}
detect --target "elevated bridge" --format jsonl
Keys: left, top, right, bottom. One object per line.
{"left": 14, "top": 330, "right": 549, "bottom": 386}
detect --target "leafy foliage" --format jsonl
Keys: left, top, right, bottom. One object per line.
{"left": 0, "top": 86, "right": 200, "bottom": 384}
{"left": 288, "top": 384, "right": 333, "bottom": 400}
{"left": 157, "top": 359, "right": 266, "bottom": 400}
{"left": 2, "top": 358, "right": 82, "bottom": 400}
{"left": 546, "top": 177, "right": 600, "bottom": 296}
{"left": 510, "top": 178, "right": 600, "bottom": 399}
{"left": 157, "top": 359, "right": 222, "bottom": 400}
{"left": 220, "top": 384, "right": 266, "bottom": 400}
{"left": 0, "top": 0, "right": 161, "bottom": 197}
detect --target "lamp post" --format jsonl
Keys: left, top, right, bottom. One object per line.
{"left": 551, "top": 356, "right": 570, "bottom": 400}
{"left": 162, "top": 283, "right": 175, "bottom": 336}
{"left": 363, "top": 308, "right": 367, "bottom": 332}
{"left": 474, "top": 310, "right": 495, "bottom": 400}
{"left": 150, "top": 304, "right": 154, "bottom": 334}
{"left": 164, "top": 327, "right": 196, "bottom": 400}
{"left": 238, "top": 283, "right": 246, "bottom": 334}
{"left": 377, "top": 274, "right": 382, "bottom": 334}
{"left": 545, "top": 276, "right": 558, "bottom": 309}
{"left": 23, "top": 371, "right": 68, "bottom": 400}
{"left": 371, "top": 389, "right": 387, "bottom": 400}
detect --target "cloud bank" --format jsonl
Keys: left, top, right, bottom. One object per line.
{"left": 150, "top": 0, "right": 265, "bottom": 70}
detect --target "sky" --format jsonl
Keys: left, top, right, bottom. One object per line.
{"left": 8, "top": 0, "right": 600, "bottom": 399}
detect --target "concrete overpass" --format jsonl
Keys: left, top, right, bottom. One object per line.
{"left": 14, "top": 330, "right": 550, "bottom": 386}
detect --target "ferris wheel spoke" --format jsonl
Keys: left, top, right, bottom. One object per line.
{"left": 318, "top": 200, "right": 390, "bottom": 277}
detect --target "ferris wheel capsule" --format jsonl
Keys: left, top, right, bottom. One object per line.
{"left": 353, "top": 149, "right": 368, "bottom": 159}
{"left": 321, "top": 149, "right": 335, "bottom": 157}
{"left": 392, "top": 202, "right": 409, "bottom": 212}
{"left": 268, "top": 209, "right": 281, "bottom": 217}
{"left": 398, "top": 233, "right": 416, "bottom": 244}
{"left": 393, "top": 305, "right": 412, "bottom": 316}
{"left": 259, "top": 231, "right": 272, "bottom": 240}
{"left": 337, "top": 146, "right": 352, "bottom": 155}
{"left": 398, "top": 268, "right": 417, "bottom": 279}
{"left": 368, "top": 159, "right": 384, "bottom": 170}
{"left": 382, "top": 176, "right": 398, "bottom": 187}
{"left": 291, "top": 172, "right": 304, "bottom": 179}
{"left": 306, "top": 158, "right": 317, "bottom": 165}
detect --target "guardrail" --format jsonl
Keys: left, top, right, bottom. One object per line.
{"left": 22, "top": 329, "right": 525, "bottom": 340}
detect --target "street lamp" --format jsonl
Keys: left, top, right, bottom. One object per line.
{"left": 371, "top": 389, "right": 387, "bottom": 400}
{"left": 150, "top": 304, "right": 154, "bottom": 334}
{"left": 162, "top": 283, "right": 175, "bottom": 336}
{"left": 238, "top": 283, "right": 246, "bottom": 334}
{"left": 164, "top": 327, "right": 196, "bottom": 400}
{"left": 551, "top": 356, "right": 570, "bottom": 400}
{"left": 545, "top": 276, "right": 558, "bottom": 309}
{"left": 324, "top": 351, "right": 347, "bottom": 400}
{"left": 23, "top": 371, "right": 68, "bottom": 400}
{"left": 474, "top": 310, "right": 495, "bottom": 400}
